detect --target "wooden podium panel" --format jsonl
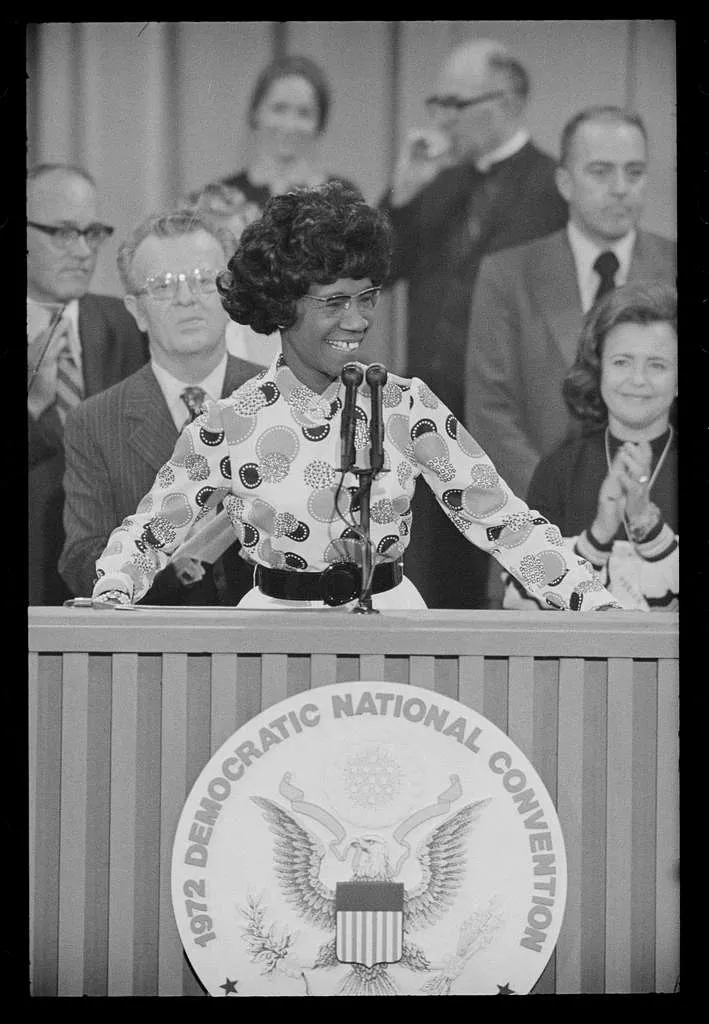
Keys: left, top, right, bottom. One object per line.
{"left": 28, "top": 608, "right": 679, "bottom": 996}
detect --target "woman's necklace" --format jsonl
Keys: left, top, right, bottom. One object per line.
{"left": 604, "top": 424, "right": 673, "bottom": 538}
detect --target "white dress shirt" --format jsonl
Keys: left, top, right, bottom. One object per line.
{"left": 151, "top": 354, "right": 228, "bottom": 432}
{"left": 475, "top": 129, "right": 531, "bottom": 173}
{"left": 566, "top": 221, "right": 636, "bottom": 313}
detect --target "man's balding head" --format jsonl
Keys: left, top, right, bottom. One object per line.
{"left": 432, "top": 39, "right": 530, "bottom": 163}
{"left": 27, "top": 164, "right": 101, "bottom": 304}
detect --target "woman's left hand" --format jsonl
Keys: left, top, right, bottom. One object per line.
{"left": 616, "top": 440, "right": 653, "bottom": 522}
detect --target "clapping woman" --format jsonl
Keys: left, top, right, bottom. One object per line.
{"left": 505, "top": 281, "right": 678, "bottom": 610}
{"left": 91, "top": 181, "right": 618, "bottom": 611}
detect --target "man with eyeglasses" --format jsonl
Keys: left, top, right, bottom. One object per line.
{"left": 58, "top": 208, "right": 261, "bottom": 606}
{"left": 28, "top": 162, "right": 148, "bottom": 605}
{"left": 380, "top": 38, "right": 567, "bottom": 610}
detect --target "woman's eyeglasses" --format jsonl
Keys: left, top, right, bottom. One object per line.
{"left": 28, "top": 221, "right": 115, "bottom": 250}
{"left": 135, "top": 268, "right": 219, "bottom": 303}
{"left": 303, "top": 286, "right": 382, "bottom": 316}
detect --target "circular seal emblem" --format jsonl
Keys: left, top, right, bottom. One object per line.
{"left": 171, "top": 682, "right": 566, "bottom": 996}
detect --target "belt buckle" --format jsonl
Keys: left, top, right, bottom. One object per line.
{"left": 319, "top": 562, "right": 360, "bottom": 607}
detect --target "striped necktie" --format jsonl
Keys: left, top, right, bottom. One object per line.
{"left": 54, "top": 323, "right": 84, "bottom": 424}
{"left": 181, "top": 386, "right": 207, "bottom": 425}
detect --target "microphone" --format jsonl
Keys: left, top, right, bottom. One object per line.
{"left": 340, "top": 362, "right": 363, "bottom": 471}
{"left": 27, "top": 302, "right": 68, "bottom": 397}
{"left": 366, "top": 362, "right": 388, "bottom": 475}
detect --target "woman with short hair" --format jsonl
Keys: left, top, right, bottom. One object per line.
{"left": 215, "top": 55, "right": 355, "bottom": 209}
{"left": 91, "top": 181, "right": 619, "bottom": 611}
{"left": 505, "top": 280, "right": 678, "bottom": 610}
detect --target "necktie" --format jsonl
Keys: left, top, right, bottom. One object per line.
{"left": 593, "top": 251, "right": 620, "bottom": 305}
{"left": 181, "top": 385, "right": 207, "bottom": 424}
{"left": 54, "top": 325, "right": 84, "bottom": 424}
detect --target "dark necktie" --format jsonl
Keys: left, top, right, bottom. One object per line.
{"left": 593, "top": 251, "right": 620, "bottom": 305}
{"left": 181, "top": 385, "right": 207, "bottom": 424}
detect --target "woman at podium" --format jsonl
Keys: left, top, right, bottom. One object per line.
{"left": 91, "top": 181, "right": 619, "bottom": 612}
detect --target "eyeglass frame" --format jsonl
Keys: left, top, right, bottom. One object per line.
{"left": 133, "top": 267, "right": 221, "bottom": 303}
{"left": 302, "top": 285, "right": 382, "bottom": 315}
{"left": 424, "top": 90, "right": 506, "bottom": 113}
{"left": 27, "top": 220, "right": 115, "bottom": 250}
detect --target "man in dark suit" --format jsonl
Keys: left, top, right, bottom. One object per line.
{"left": 60, "top": 208, "right": 261, "bottom": 604}
{"left": 465, "top": 106, "right": 677, "bottom": 503}
{"left": 380, "top": 38, "right": 568, "bottom": 608}
{"left": 27, "top": 163, "right": 148, "bottom": 605}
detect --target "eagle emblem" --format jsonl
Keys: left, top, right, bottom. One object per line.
{"left": 247, "top": 772, "right": 492, "bottom": 996}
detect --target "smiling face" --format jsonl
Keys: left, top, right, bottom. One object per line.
{"left": 280, "top": 278, "right": 377, "bottom": 393}
{"left": 253, "top": 74, "right": 320, "bottom": 160}
{"left": 27, "top": 170, "right": 100, "bottom": 303}
{"left": 600, "top": 320, "right": 677, "bottom": 439}
{"left": 556, "top": 119, "right": 648, "bottom": 244}
{"left": 124, "top": 230, "right": 229, "bottom": 378}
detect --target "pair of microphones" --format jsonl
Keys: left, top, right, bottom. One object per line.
{"left": 340, "top": 362, "right": 388, "bottom": 475}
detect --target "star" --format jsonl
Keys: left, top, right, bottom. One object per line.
{"left": 220, "top": 977, "right": 238, "bottom": 994}
{"left": 496, "top": 982, "right": 515, "bottom": 995}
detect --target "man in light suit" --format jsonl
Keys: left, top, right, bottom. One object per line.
{"left": 27, "top": 163, "right": 148, "bottom": 605}
{"left": 380, "top": 38, "right": 568, "bottom": 609}
{"left": 465, "top": 106, "right": 676, "bottom": 503}
{"left": 59, "top": 208, "right": 260, "bottom": 605}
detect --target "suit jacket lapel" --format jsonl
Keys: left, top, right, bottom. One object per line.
{"left": 531, "top": 231, "right": 585, "bottom": 368}
{"left": 627, "top": 230, "right": 667, "bottom": 281}
{"left": 78, "top": 295, "right": 110, "bottom": 396}
{"left": 125, "top": 365, "right": 178, "bottom": 473}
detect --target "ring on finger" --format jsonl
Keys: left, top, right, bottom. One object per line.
{"left": 638, "top": 474, "right": 650, "bottom": 484}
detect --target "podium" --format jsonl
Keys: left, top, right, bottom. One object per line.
{"left": 29, "top": 607, "right": 679, "bottom": 996}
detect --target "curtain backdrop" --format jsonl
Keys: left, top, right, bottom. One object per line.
{"left": 26, "top": 20, "right": 676, "bottom": 370}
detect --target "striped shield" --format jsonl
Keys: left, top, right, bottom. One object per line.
{"left": 335, "top": 881, "right": 404, "bottom": 968}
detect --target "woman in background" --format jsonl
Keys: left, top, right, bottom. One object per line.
{"left": 505, "top": 281, "right": 678, "bottom": 611}
{"left": 182, "top": 182, "right": 279, "bottom": 367}
{"left": 216, "top": 55, "right": 355, "bottom": 209}
{"left": 90, "top": 181, "right": 619, "bottom": 612}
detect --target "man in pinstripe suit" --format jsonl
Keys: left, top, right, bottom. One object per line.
{"left": 27, "top": 164, "right": 149, "bottom": 605}
{"left": 59, "top": 208, "right": 260, "bottom": 605}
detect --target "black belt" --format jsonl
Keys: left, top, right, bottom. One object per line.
{"left": 255, "top": 561, "right": 403, "bottom": 606}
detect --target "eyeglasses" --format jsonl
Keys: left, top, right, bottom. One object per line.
{"left": 425, "top": 90, "right": 506, "bottom": 113}
{"left": 28, "top": 220, "right": 115, "bottom": 250}
{"left": 303, "top": 286, "right": 382, "bottom": 316}
{"left": 135, "top": 268, "right": 220, "bottom": 303}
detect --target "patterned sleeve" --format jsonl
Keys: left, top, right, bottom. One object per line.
{"left": 405, "top": 378, "right": 619, "bottom": 611}
{"left": 92, "top": 402, "right": 233, "bottom": 603}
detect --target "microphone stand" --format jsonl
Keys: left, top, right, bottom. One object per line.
{"left": 353, "top": 363, "right": 388, "bottom": 615}
{"left": 352, "top": 464, "right": 377, "bottom": 614}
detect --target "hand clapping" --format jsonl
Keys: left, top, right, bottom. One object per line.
{"left": 592, "top": 440, "right": 653, "bottom": 544}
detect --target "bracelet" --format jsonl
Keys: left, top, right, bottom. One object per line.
{"left": 627, "top": 502, "right": 662, "bottom": 544}
{"left": 93, "top": 589, "right": 131, "bottom": 605}
{"left": 586, "top": 524, "right": 615, "bottom": 552}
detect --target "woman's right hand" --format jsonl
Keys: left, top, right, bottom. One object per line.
{"left": 591, "top": 454, "right": 628, "bottom": 544}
